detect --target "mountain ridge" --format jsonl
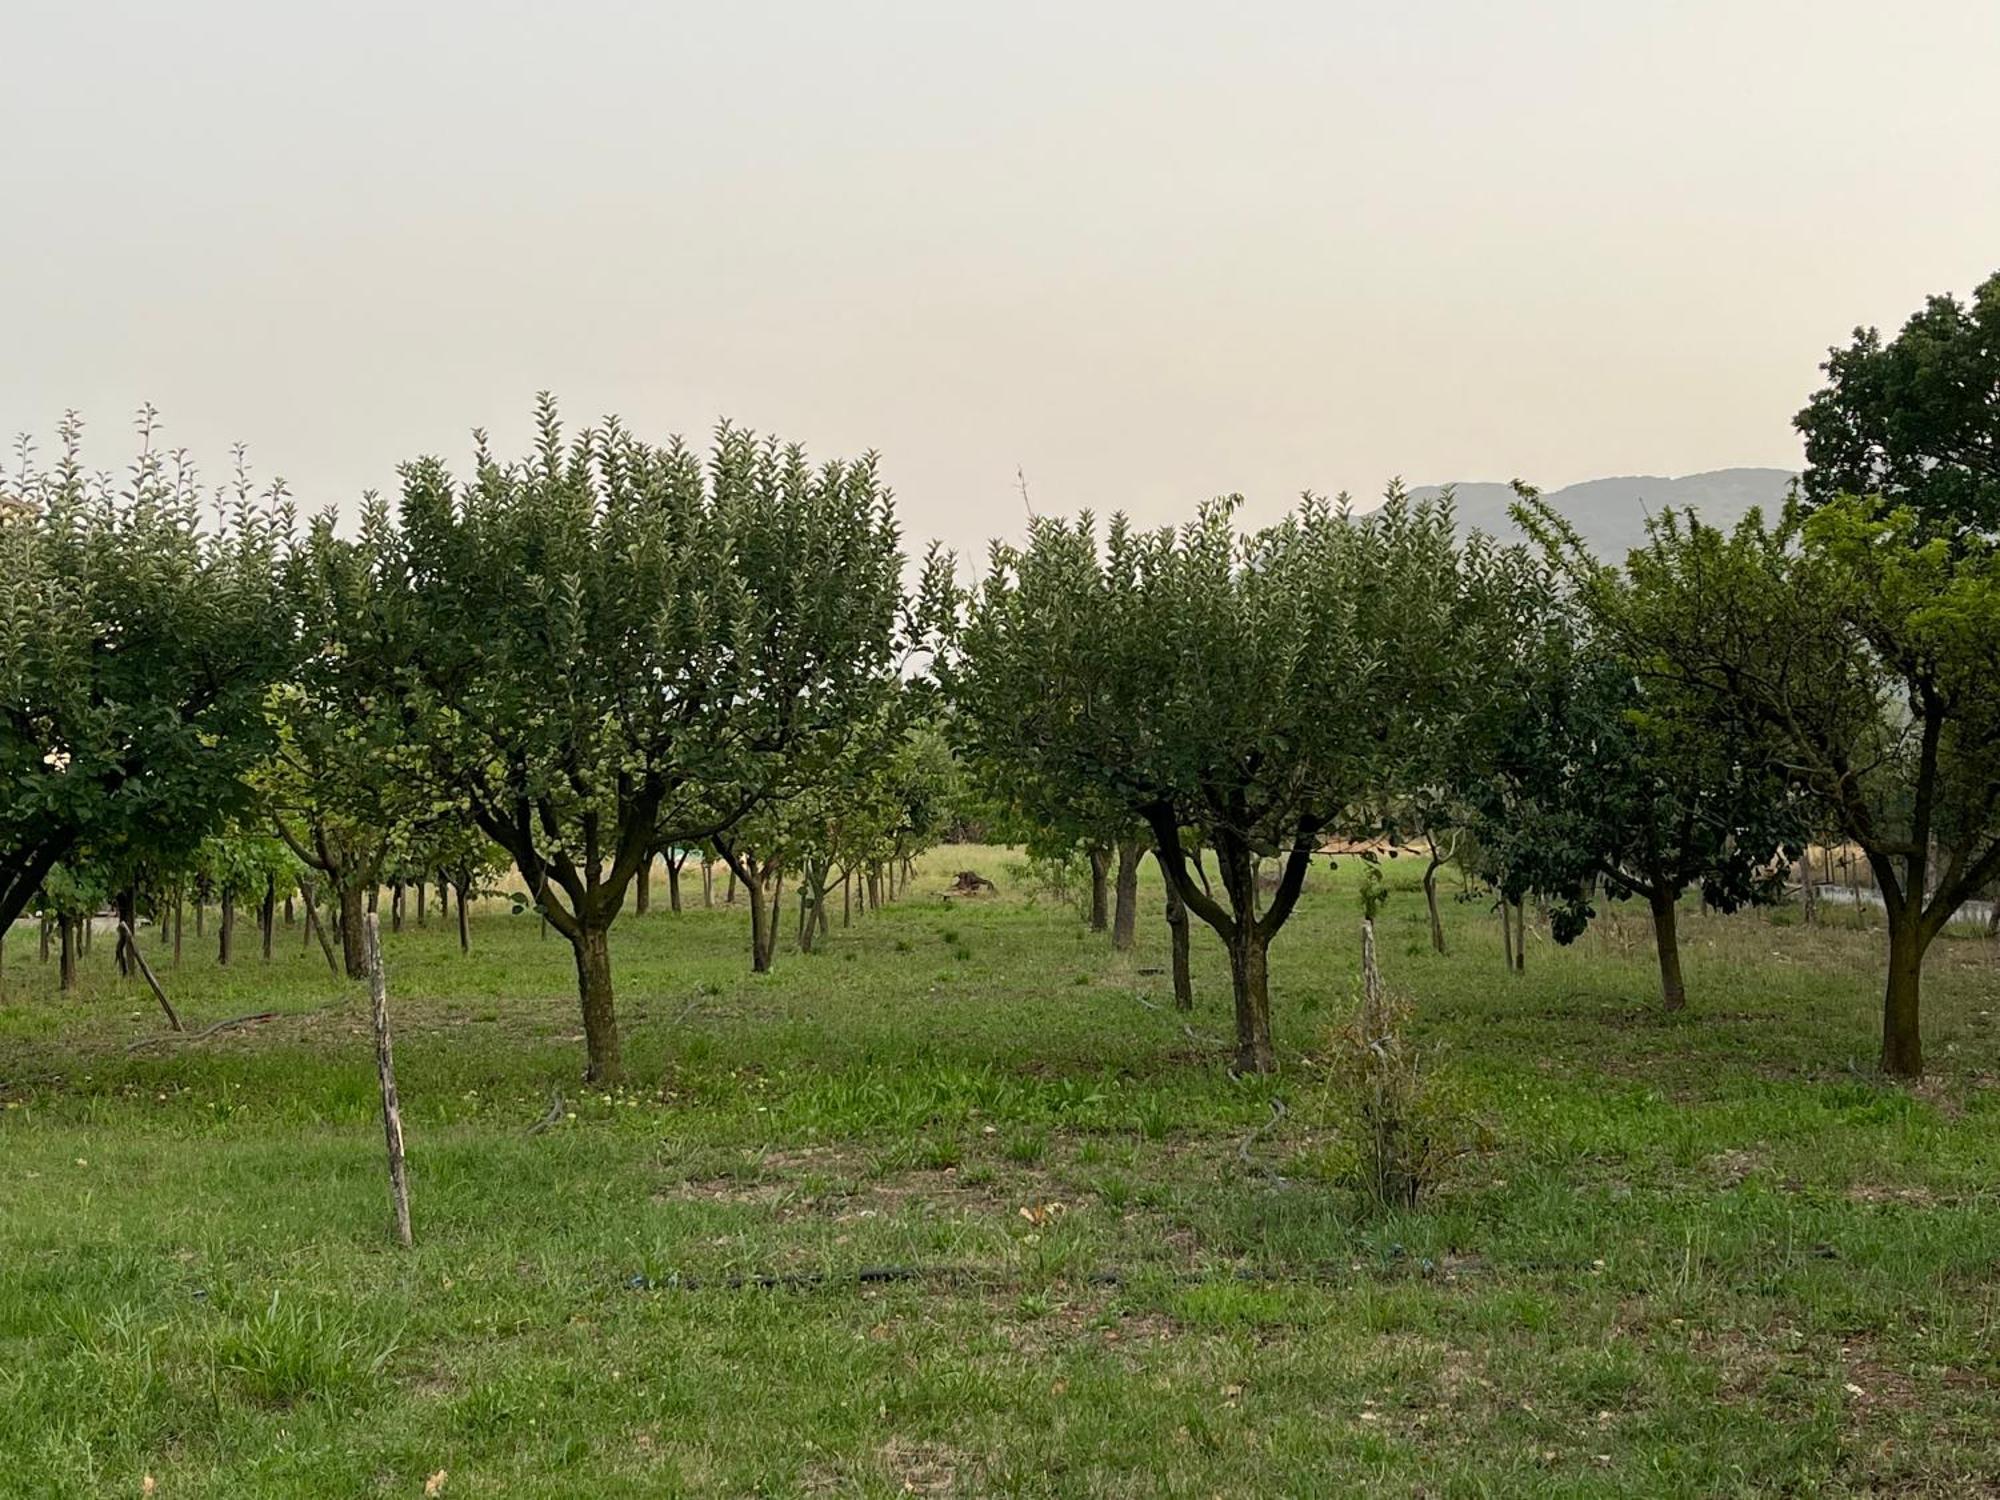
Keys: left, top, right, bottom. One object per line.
{"left": 1398, "top": 466, "right": 1797, "bottom": 559}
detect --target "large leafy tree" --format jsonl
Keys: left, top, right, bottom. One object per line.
{"left": 1571, "top": 498, "right": 2000, "bottom": 1077}
{"left": 1795, "top": 269, "right": 2000, "bottom": 535}
{"left": 264, "top": 507, "right": 440, "bottom": 978}
{"left": 1467, "top": 601, "right": 1803, "bottom": 1010}
{"left": 0, "top": 414, "right": 295, "bottom": 933}
{"left": 949, "top": 492, "right": 1519, "bottom": 1073}
{"left": 711, "top": 695, "right": 946, "bottom": 970}
{"left": 386, "top": 400, "right": 909, "bottom": 1083}
{"left": 953, "top": 712, "right": 1141, "bottom": 940}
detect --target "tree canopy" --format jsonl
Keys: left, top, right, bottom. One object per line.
{"left": 1560, "top": 495, "right": 2000, "bottom": 1075}
{"left": 1463, "top": 591, "right": 1803, "bottom": 1009}
{"left": 0, "top": 414, "right": 295, "bottom": 931}
{"left": 383, "top": 399, "right": 915, "bottom": 1082}
{"left": 947, "top": 491, "right": 1526, "bottom": 1072}
{"left": 1795, "top": 269, "right": 2000, "bottom": 535}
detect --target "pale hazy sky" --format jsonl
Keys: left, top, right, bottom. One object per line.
{"left": 5, "top": 1, "right": 1998, "bottom": 559}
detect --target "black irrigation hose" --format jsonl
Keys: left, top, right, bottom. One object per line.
{"left": 624, "top": 1258, "right": 1458, "bottom": 1294}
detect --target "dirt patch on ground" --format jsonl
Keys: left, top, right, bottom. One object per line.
{"left": 805, "top": 1439, "right": 978, "bottom": 1496}
{"left": 1845, "top": 1182, "right": 1943, "bottom": 1208}
{"left": 1702, "top": 1147, "right": 1773, "bottom": 1187}
{"left": 1839, "top": 1349, "right": 1924, "bottom": 1416}
{"left": 655, "top": 1147, "right": 1071, "bottom": 1226}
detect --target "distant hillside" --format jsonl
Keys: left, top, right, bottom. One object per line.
{"left": 1403, "top": 468, "right": 1797, "bottom": 560}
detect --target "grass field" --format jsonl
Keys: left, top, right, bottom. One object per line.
{"left": 3, "top": 850, "right": 1999, "bottom": 1497}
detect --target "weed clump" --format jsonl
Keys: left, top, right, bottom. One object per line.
{"left": 210, "top": 1290, "right": 400, "bottom": 1408}
{"left": 1313, "top": 873, "right": 1489, "bottom": 1209}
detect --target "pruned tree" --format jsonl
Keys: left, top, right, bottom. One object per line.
{"left": 0, "top": 413, "right": 295, "bottom": 934}
{"left": 262, "top": 508, "right": 440, "bottom": 977}
{"left": 1463, "top": 580, "right": 1804, "bottom": 1010}
{"left": 386, "top": 400, "right": 912, "bottom": 1083}
{"left": 1560, "top": 497, "right": 2000, "bottom": 1076}
{"left": 948, "top": 491, "right": 1520, "bottom": 1073}
{"left": 34, "top": 862, "right": 104, "bottom": 992}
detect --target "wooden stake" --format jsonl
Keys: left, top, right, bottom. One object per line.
{"left": 300, "top": 882, "right": 340, "bottom": 978}
{"left": 119, "top": 922, "right": 183, "bottom": 1032}
{"left": 1361, "top": 916, "right": 1385, "bottom": 1036}
{"left": 364, "top": 915, "right": 413, "bottom": 1248}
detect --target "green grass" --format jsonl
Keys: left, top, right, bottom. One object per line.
{"left": 3, "top": 851, "right": 1998, "bottom": 1496}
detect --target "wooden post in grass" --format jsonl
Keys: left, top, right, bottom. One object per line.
{"left": 1361, "top": 915, "right": 1385, "bottom": 1037}
{"left": 364, "top": 914, "right": 413, "bottom": 1248}
{"left": 299, "top": 883, "right": 340, "bottom": 978}
{"left": 120, "top": 922, "right": 184, "bottom": 1032}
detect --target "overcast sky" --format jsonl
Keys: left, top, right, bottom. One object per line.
{"left": 4, "top": 1, "right": 1997, "bottom": 559}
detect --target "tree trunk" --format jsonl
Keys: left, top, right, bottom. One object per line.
{"left": 219, "top": 887, "right": 236, "bottom": 966}
{"left": 1423, "top": 859, "right": 1446, "bottom": 954}
{"left": 261, "top": 874, "right": 276, "bottom": 961}
{"left": 1512, "top": 901, "right": 1526, "bottom": 972}
{"left": 337, "top": 881, "right": 368, "bottom": 980}
{"left": 415, "top": 881, "right": 426, "bottom": 927}
{"left": 1226, "top": 927, "right": 1274, "bottom": 1075}
{"left": 748, "top": 876, "right": 770, "bottom": 970}
{"left": 1087, "top": 845, "right": 1110, "bottom": 932}
{"left": 1799, "top": 852, "right": 1819, "bottom": 926}
{"left": 1881, "top": 908, "right": 1925, "bottom": 1078}
{"left": 173, "top": 895, "right": 183, "bottom": 967}
{"left": 41, "top": 914, "right": 51, "bottom": 964}
{"left": 762, "top": 867, "right": 784, "bottom": 969}
{"left": 724, "top": 849, "right": 776, "bottom": 974}
{"left": 702, "top": 858, "right": 713, "bottom": 908}
{"left": 667, "top": 855, "right": 683, "bottom": 914}
{"left": 635, "top": 855, "right": 651, "bottom": 915}
{"left": 1500, "top": 897, "right": 1514, "bottom": 971}
{"left": 59, "top": 914, "right": 78, "bottom": 992}
{"left": 570, "top": 923, "right": 624, "bottom": 1085}
{"left": 1648, "top": 886, "right": 1687, "bottom": 1011}
{"left": 1111, "top": 835, "right": 1144, "bottom": 951}
{"left": 1162, "top": 861, "right": 1192, "bottom": 1010}
{"left": 455, "top": 879, "right": 472, "bottom": 953}
{"left": 390, "top": 880, "right": 404, "bottom": 933}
